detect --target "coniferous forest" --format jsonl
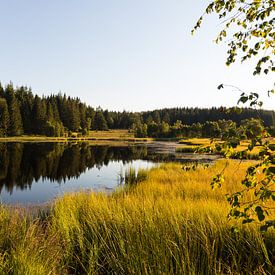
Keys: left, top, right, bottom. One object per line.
{"left": 0, "top": 82, "right": 274, "bottom": 138}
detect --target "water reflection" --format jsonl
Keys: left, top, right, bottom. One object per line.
{"left": 0, "top": 143, "right": 151, "bottom": 192}
{"left": 0, "top": 142, "right": 179, "bottom": 203}
{"left": 0, "top": 142, "right": 218, "bottom": 204}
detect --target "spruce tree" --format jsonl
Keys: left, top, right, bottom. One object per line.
{"left": 0, "top": 98, "right": 9, "bottom": 136}
{"left": 32, "top": 96, "right": 47, "bottom": 134}
{"left": 5, "top": 84, "right": 23, "bottom": 136}
{"left": 93, "top": 108, "right": 108, "bottom": 130}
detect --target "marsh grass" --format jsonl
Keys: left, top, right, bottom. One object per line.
{"left": 124, "top": 167, "right": 149, "bottom": 185}
{"left": 0, "top": 130, "right": 151, "bottom": 143}
{"left": 177, "top": 138, "right": 272, "bottom": 160}
{"left": 0, "top": 160, "right": 274, "bottom": 274}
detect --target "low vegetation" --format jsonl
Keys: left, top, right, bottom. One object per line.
{"left": 177, "top": 138, "right": 275, "bottom": 160}
{"left": 0, "top": 160, "right": 274, "bottom": 274}
{"left": 0, "top": 130, "right": 150, "bottom": 143}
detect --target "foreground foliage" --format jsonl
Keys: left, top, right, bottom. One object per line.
{"left": 193, "top": 0, "right": 275, "bottom": 232}
{"left": 193, "top": 0, "right": 275, "bottom": 77}
{"left": 0, "top": 160, "right": 274, "bottom": 274}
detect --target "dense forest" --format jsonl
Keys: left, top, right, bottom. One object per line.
{"left": 0, "top": 82, "right": 274, "bottom": 138}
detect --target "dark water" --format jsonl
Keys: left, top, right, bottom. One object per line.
{"left": 0, "top": 142, "right": 218, "bottom": 204}
{"left": 0, "top": 142, "right": 177, "bottom": 204}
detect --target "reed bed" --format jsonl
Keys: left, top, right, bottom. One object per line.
{"left": 0, "top": 160, "right": 274, "bottom": 274}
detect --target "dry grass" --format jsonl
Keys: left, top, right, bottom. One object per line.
{"left": 0, "top": 130, "right": 151, "bottom": 143}
{"left": 177, "top": 138, "right": 273, "bottom": 159}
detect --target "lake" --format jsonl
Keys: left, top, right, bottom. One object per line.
{"left": 0, "top": 142, "right": 217, "bottom": 204}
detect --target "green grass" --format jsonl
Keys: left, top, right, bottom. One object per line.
{"left": 0, "top": 160, "right": 274, "bottom": 274}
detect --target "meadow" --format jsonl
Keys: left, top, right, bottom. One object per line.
{"left": 0, "top": 159, "right": 273, "bottom": 274}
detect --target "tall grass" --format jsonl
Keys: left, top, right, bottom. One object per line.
{"left": 124, "top": 167, "right": 149, "bottom": 185}
{"left": 0, "top": 160, "right": 274, "bottom": 274}
{"left": 0, "top": 206, "right": 63, "bottom": 274}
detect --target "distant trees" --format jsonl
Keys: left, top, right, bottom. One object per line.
{"left": 132, "top": 118, "right": 266, "bottom": 140}
{"left": 132, "top": 123, "right": 147, "bottom": 138}
{"left": 0, "top": 98, "right": 9, "bottom": 136}
{"left": 5, "top": 84, "right": 23, "bottom": 136}
{"left": 0, "top": 82, "right": 274, "bottom": 137}
{"left": 141, "top": 107, "right": 275, "bottom": 128}
{"left": 93, "top": 108, "right": 108, "bottom": 130}
{"left": 0, "top": 83, "right": 96, "bottom": 137}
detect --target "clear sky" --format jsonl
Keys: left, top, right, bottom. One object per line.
{"left": 0, "top": 0, "right": 274, "bottom": 111}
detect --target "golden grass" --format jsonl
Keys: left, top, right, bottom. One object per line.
{"left": 0, "top": 130, "right": 151, "bottom": 143}
{"left": 177, "top": 138, "right": 272, "bottom": 159}
{"left": 179, "top": 138, "right": 212, "bottom": 146}
{"left": 88, "top": 129, "right": 134, "bottom": 139}
{"left": 0, "top": 160, "right": 274, "bottom": 274}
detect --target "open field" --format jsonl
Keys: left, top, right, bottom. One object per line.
{"left": 0, "top": 160, "right": 273, "bottom": 274}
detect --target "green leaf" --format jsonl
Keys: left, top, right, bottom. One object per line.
{"left": 266, "top": 166, "right": 275, "bottom": 175}
{"left": 255, "top": 206, "right": 265, "bottom": 222}
{"left": 243, "top": 218, "right": 254, "bottom": 224}
{"left": 269, "top": 144, "right": 275, "bottom": 151}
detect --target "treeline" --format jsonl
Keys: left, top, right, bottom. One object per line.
{"left": 0, "top": 83, "right": 107, "bottom": 136}
{"left": 0, "top": 82, "right": 274, "bottom": 137}
{"left": 132, "top": 118, "right": 267, "bottom": 140}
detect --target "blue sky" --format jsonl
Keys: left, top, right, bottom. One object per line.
{"left": 0, "top": 0, "right": 274, "bottom": 111}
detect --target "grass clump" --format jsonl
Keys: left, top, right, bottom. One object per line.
{"left": 0, "top": 206, "right": 63, "bottom": 274}
{"left": 124, "top": 167, "right": 149, "bottom": 185}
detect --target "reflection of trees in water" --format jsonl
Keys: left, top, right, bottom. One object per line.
{"left": 0, "top": 143, "right": 153, "bottom": 194}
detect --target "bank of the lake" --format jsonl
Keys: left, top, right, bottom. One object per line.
{"left": 0, "top": 130, "right": 152, "bottom": 143}
{"left": 0, "top": 159, "right": 274, "bottom": 274}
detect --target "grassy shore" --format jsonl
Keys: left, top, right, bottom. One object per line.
{"left": 177, "top": 137, "right": 275, "bottom": 159}
{"left": 0, "top": 160, "right": 274, "bottom": 274}
{"left": 0, "top": 130, "right": 151, "bottom": 143}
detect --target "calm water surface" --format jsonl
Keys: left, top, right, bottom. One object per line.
{"left": 0, "top": 142, "right": 218, "bottom": 204}
{"left": 0, "top": 142, "right": 172, "bottom": 204}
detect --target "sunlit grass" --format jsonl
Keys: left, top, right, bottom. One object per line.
{"left": 88, "top": 129, "right": 134, "bottom": 139}
{"left": 0, "top": 130, "right": 151, "bottom": 143}
{"left": 177, "top": 138, "right": 272, "bottom": 159}
{"left": 0, "top": 160, "right": 274, "bottom": 274}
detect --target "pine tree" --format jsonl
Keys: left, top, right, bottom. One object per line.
{"left": 5, "top": 84, "right": 23, "bottom": 136}
{"left": 93, "top": 108, "right": 108, "bottom": 130}
{"left": 0, "top": 98, "right": 9, "bottom": 136}
{"left": 68, "top": 101, "right": 80, "bottom": 131}
{"left": 15, "top": 86, "right": 34, "bottom": 133}
{"left": 32, "top": 96, "right": 47, "bottom": 134}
